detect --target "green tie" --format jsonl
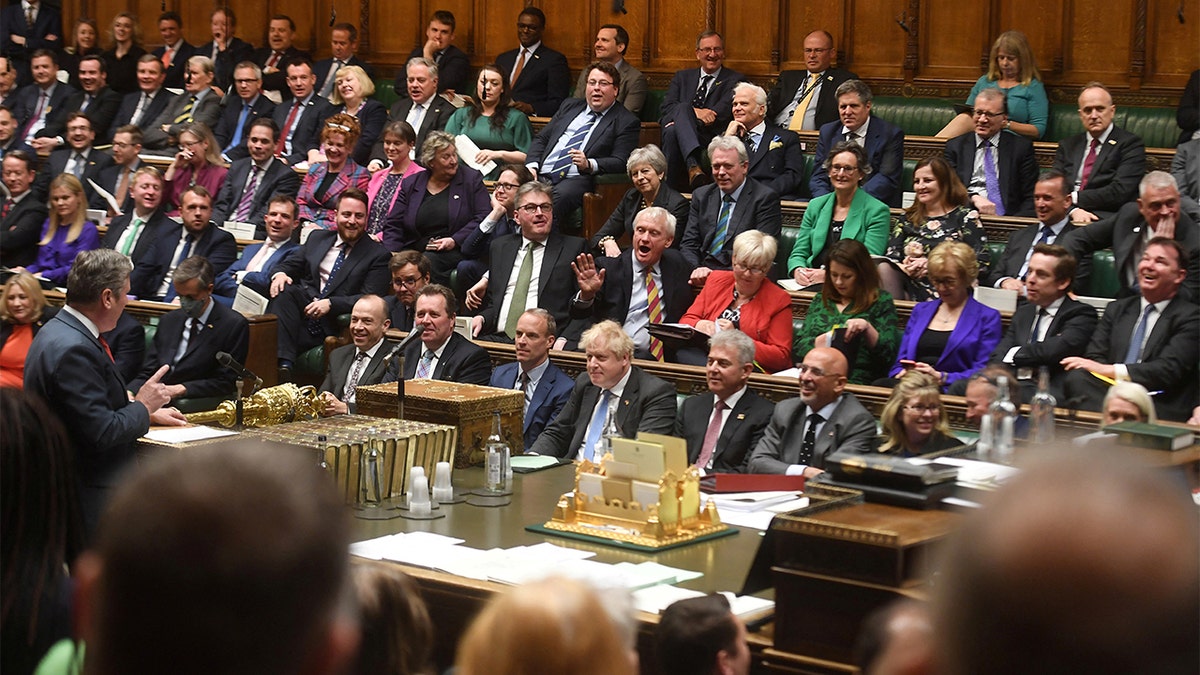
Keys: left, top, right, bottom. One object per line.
{"left": 505, "top": 241, "right": 536, "bottom": 339}
{"left": 174, "top": 95, "right": 196, "bottom": 124}
{"left": 119, "top": 217, "right": 144, "bottom": 256}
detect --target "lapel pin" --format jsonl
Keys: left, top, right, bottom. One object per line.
{"left": 1107, "top": 139, "right": 1116, "bottom": 145}
{"left": 736, "top": 413, "right": 745, "bottom": 420}
{"left": 453, "top": 194, "right": 460, "bottom": 200}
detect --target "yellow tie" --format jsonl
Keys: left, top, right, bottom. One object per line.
{"left": 788, "top": 73, "right": 820, "bottom": 132}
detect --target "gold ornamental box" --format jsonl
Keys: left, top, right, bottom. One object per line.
{"left": 355, "top": 381, "right": 524, "bottom": 468}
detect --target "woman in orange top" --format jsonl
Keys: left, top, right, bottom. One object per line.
{"left": 679, "top": 230, "right": 794, "bottom": 373}
{"left": 0, "top": 273, "right": 55, "bottom": 388}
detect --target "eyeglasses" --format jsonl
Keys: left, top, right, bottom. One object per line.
{"left": 394, "top": 276, "right": 424, "bottom": 288}
{"left": 494, "top": 182, "right": 520, "bottom": 191}
{"left": 797, "top": 363, "right": 843, "bottom": 378}
{"left": 973, "top": 109, "right": 1006, "bottom": 120}
{"left": 829, "top": 164, "right": 859, "bottom": 174}
{"left": 904, "top": 404, "right": 940, "bottom": 413}
{"left": 697, "top": 47, "right": 724, "bottom": 54}
{"left": 732, "top": 262, "right": 767, "bottom": 276}
{"left": 518, "top": 203, "right": 552, "bottom": 214}
{"left": 586, "top": 79, "right": 614, "bottom": 88}
{"left": 930, "top": 277, "right": 960, "bottom": 288}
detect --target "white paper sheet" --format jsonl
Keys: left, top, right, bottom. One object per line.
{"left": 143, "top": 425, "right": 238, "bottom": 443}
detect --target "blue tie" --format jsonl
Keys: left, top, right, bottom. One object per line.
{"left": 583, "top": 390, "right": 613, "bottom": 461}
{"left": 321, "top": 245, "right": 347, "bottom": 298}
{"left": 709, "top": 195, "right": 734, "bottom": 257}
{"left": 547, "top": 111, "right": 600, "bottom": 179}
{"left": 1123, "top": 304, "right": 1155, "bottom": 364}
{"left": 225, "top": 102, "right": 251, "bottom": 154}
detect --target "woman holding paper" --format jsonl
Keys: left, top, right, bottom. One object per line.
{"left": 875, "top": 372, "right": 963, "bottom": 457}
{"left": 444, "top": 64, "right": 532, "bottom": 180}
{"left": 381, "top": 132, "right": 491, "bottom": 286}
{"left": 366, "top": 121, "right": 425, "bottom": 240}
{"left": 330, "top": 65, "right": 388, "bottom": 166}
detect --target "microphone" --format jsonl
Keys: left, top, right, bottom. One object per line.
{"left": 383, "top": 327, "right": 425, "bottom": 363}
{"left": 217, "top": 351, "right": 263, "bottom": 387}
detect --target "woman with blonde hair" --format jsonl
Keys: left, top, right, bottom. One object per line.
{"left": 938, "top": 30, "right": 1048, "bottom": 139}
{"left": 456, "top": 576, "right": 635, "bottom": 675}
{"left": 297, "top": 114, "right": 372, "bottom": 230}
{"left": 0, "top": 272, "right": 54, "bottom": 388}
{"left": 330, "top": 65, "right": 388, "bottom": 165}
{"left": 163, "top": 122, "right": 229, "bottom": 215}
{"left": 100, "top": 12, "right": 146, "bottom": 94}
{"left": 876, "top": 371, "right": 961, "bottom": 457}
{"left": 22, "top": 175, "right": 99, "bottom": 287}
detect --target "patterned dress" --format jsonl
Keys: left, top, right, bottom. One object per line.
{"left": 883, "top": 205, "right": 989, "bottom": 301}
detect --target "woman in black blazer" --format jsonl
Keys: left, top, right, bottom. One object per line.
{"left": 590, "top": 144, "right": 689, "bottom": 255}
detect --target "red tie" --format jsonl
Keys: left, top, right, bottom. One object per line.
{"left": 1080, "top": 138, "right": 1100, "bottom": 190}
{"left": 99, "top": 336, "right": 115, "bottom": 362}
{"left": 695, "top": 399, "right": 726, "bottom": 471}
{"left": 276, "top": 102, "right": 301, "bottom": 157}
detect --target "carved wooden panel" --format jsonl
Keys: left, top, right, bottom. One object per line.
{"left": 1061, "top": 0, "right": 1135, "bottom": 85}
{"left": 917, "top": 0, "right": 990, "bottom": 81}
{"left": 718, "top": 0, "right": 781, "bottom": 72}
{"left": 995, "top": 0, "right": 1068, "bottom": 79}
{"left": 779, "top": 2, "right": 850, "bottom": 70}
{"left": 842, "top": 0, "right": 908, "bottom": 80}
{"left": 1144, "top": 0, "right": 1200, "bottom": 88}
{"left": 645, "top": 0, "right": 712, "bottom": 73}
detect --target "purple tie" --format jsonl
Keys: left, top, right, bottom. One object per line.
{"left": 982, "top": 142, "right": 1005, "bottom": 216}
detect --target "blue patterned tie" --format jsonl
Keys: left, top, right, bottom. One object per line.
{"left": 583, "top": 390, "right": 613, "bottom": 461}
{"left": 1123, "top": 304, "right": 1155, "bottom": 364}
{"left": 321, "top": 244, "right": 346, "bottom": 298}
{"left": 982, "top": 142, "right": 1005, "bottom": 216}
{"left": 709, "top": 195, "right": 734, "bottom": 257}
{"left": 416, "top": 350, "right": 434, "bottom": 378}
{"left": 547, "top": 111, "right": 600, "bottom": 178}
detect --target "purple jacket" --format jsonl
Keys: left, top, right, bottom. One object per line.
{"left": 381, "top": 165, "right": 491, "bottom": 253}
{"left": 27, "top": 219, "right": 100, "bottom": 286}
{"left": 890, "top": 296, "right": 1002, "bottom": 388}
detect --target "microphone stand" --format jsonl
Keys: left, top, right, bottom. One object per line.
{"left": 234, "top": 377, "right": 245, "bottom": 429}
{"left": 396, "top": 352, "right": 406, "bottom": 421}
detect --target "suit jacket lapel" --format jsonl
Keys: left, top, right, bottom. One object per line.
{"left": 616, "top": 368, "right": 639, "bottom": 431}
{"left": 537, "top": 235, "right": 563, "bottom": 296}
{"left": 939, "top": 299, "right": 979, "bottom": 369}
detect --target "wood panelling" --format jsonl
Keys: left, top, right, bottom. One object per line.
{"left": 58, "top": 0, "right": 1196, "bottom": 103}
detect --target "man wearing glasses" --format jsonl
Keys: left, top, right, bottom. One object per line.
{"left": 748, "top": 346, "right": 876, "bottom": 475}
{"left": 768, "top": 30, "right": 857, "bottom": 133}
{"left": 459, "top": 164, "right": 532, "bottom": 303}
{"left": 525, "top": 61, "right": 640, "bottom": 226}
{"left": 385, "top": 249, "right": 429, "bottom": 333}
{"left": 944, "top": 88, "right": 1038, "bottom": 217}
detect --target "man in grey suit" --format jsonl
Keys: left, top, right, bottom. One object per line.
{"left": 574, "top": 25, "right": 648, "bottom": 115}
{"left": 1170, "top": 138, "right": 1200, "bottom": 223}
{"left": 528, "top": 320, "right": 676, "bottom": 460}
{"left": 368, "top": 58, "right": 453, "bottom": 169}
{"left": 319, "top": 295, "right": 396, "bottom": 415}
{"left": 748, "top": 347, "right": 876, "bottom": 476}
{"left": 141, "top": 55, "right": 222, "bottom": 151}
{"left": 767, "top": 30, "right": 857, "bottom": 132}
{"left": 675, "top": 330, "right": 775, "bottom": 474}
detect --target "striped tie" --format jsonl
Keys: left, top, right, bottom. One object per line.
{"left": 547, "top": 111, "right": 600, "bottom": 178}
{"left": 645, "top": 267, "right": 664, "bottom": 360}
{"left": 709, "top": 195, "right": 734, "bottom": 257}
{"left": 174, "top": 95, "right": 196, "bottom": 124}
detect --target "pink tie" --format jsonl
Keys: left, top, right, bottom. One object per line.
{"left": 1080, "top": 138, "right": 1100, "bottom": 190}
{"left": 695, "top": 399, "right": 726, "bottom": 471}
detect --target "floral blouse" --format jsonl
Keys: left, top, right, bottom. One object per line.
{"left": 883, "top": 205, "right": 990, "bottom": 301}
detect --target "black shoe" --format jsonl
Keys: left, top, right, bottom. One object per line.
{"left": 277, "top": 365, "right": 293, "bottom": 383}
{"left": 688, "top": 165, "right": 711, "bottom": 190}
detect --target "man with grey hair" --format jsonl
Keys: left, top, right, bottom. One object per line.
{"left": 24, "top": 248, "right": 186, "bottom": 532}
{"left": 944, "top": 87, "right": 1038, "bottom": 217}
{"left": 681, "top": 135, "right": 782, "bottom": 285}
{"left": 1063, "top": 170, "right": 1199, "bottom": 302}
{"left": 370, "top": 57, "right": 453, "bottom": 167}
{"left": 724, "top": 81, "right": 804, "bottom": 199}
{"left": 571, "top": 206, "right": 692, "bottom": 360}
{"left": 809, "top": 79, "right": 904, "bottom": 207}
{"left": 675, "top": 329, "right": 774, "bottom": 473}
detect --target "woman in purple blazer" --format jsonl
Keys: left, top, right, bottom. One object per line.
{"left": 23, "top": 175, "right": 100, "bottom": 286}
{"left": 886, "top": 241, "right": 1001, "bottom": 391}
{"left": 381, "top": 132, "right": 491, "bottom": 286}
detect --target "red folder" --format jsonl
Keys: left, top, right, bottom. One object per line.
{"left": 700, "top": 473, "right": 806, "bottom": 493}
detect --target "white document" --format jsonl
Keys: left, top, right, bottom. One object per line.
{"left": 708, "top": 491, "right": 804, "bottom": 512}
{"left": 777, "top": 278, "right": 802, "bottom": 292}
{"left": 454, "top": 134, "right": 497, "bottom": 176}
{"left": 973, "top": 285, "right": 1019, "bottom": 313}
{"left": 87, "top": 179, "right": 122, "bottom": 217}
{"left": 221, "top": 221, "right": 257, "bottom": 240}
{"left": 509, "top": 455, "right": 561, "bottom": 470}
{"left": 143, "top": 425, "right": 238, "bottom": 444}
{"left": 232, "top": 284, "right": 270, "bottom": 315}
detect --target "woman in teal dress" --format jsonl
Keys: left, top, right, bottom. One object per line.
{"left": 796, "top": 239, "right": 900, "bottom": 385}
{"left": 938, "top": 30, "right": 1048, "bottom": 140}
{"left": 445, "top": 64, "right": 532, "bottom": 180}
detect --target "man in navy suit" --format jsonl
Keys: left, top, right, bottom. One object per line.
{"left": 112, "top": 55, "right": 176, "bottom": 130}
{"left": 1063, "top": 237, "right": 1200, "bottom": 421}
{"left": 35, "top": 112, "right": 112, "bottom": 203}
{"left": 469, "top": 183, "right": 588, "bottom": 343}
{"left": 212, "top": 118, "right": 301, "bottom": 233}
{"left": 768, "top": 30, "right": 857, "bottom": 132}
{"left": 268, "top": 188, "right": 391, "bottom": 374}
{"left": 272, "top": 57, "right": 335, "bottom": 166}
{"left": 0, "top": 0, "right": 62, "bottom": 86}
{"left": 570, "top": 207, "right": 693, "bottom": 360}
{"left": 723, "top": 82, "right": 804, "bottom": 199}
{"left": 313, "top": 23, "right": 373, "bottom": 100}
{"left": 102, "top": 166, "right": 174, "bottom": 264}
{"left": 675, "top": 330, "right": 775, "bottom": 474}
{"left": 319, "top": 294, "right": 395, "bottom": 415}
{"left": 1053, "top": 83, "right": 1146, "bottom": 223}
{"left": 34, "top": 55, "right": 121, "bottom": 147}
{"left": 490, "top": 309, "right": 574, "bottom": 452}
{"left": 382, "top": 284, "right": 491, "bottom": 385}
{"left": 214, "top": 194, "right": 300, "bottom": 305}
{"left": 196, "top": 7, "right": 254, "bottom": 91}
{"left": 987, "top": 171, "right": 1074, "bottom": 292}
{"left": 24, "top": 248, "right": 185, "bottom": 532}
{"left": 458, "top": 165, "right": 530, "bottom": 298}
{"left": 129, "top": 256, "right": 249, "bottom": 407}
{"left": 369, "top": 58, "right": 453, "bottom": 169}
{"left": 944, "top": 88, "right": 1038, "bottom": 217}
{"left": 399, "top": 10, "right": 470, "bottom": 97}
{"left": 251, "top": 15, "right": 310, "bottom": 95}
{"left": 131, "top": 186, "right": 237, "bottom": 302}
{"left": 0, "top": 151, "right": 45, "bottom": 267}
{"left": 12, "top": 49, "right": 73, "bottom": 147}
{"left": 496, "top": 7, "right": 570, "bottom": 117}
{"left": 0, "top": 104, "right": 31, "bottom": 158}
{"left": 151, "top": 12, "right": 196, "bottom": 91}
{"left": 528, "top": 320, "right": 676, "bottom": 460}
{"left": 385, "top": 250, "right": 429, "bottom": 333}
{"left": 0, "top": 57, "right": 17, "bottom": 109}
{"left": 809, "top": 79, "right": 904, "bottom": 207}
{"left": 214, "top": 62, "right": 277, "bottom": 160}
{"left": 525, "top": 61, "right": 641, "bottom": 225}
{"left": 660, "top": 32, "right": 746, "bottom": 189}
{"left": 89, "top": 125, "right": 143, "bottom": 214}
{"left": 680, "top": 136, "right": 782, "bottom": 284}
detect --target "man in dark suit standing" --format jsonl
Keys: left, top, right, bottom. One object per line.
{"left": 34, "top": 55, "right": 121, "bottom": 146}
{"left": 35, "top": 112, "right": 112, "bottom": 203}
{"left": 1062, "top": 238, "right": 1200, "bottom": 421}
{"left": 768, "top": 30, "right": 857, "bottom": 133}
{"left": 660, "top": 31, "right": 746, "bottom": 189}
{"left": 213, "top": 194, "right": 300, "bottom": 305}
{"left": 382, "top": 284, "right": 491, "bottom": 385}
{"left": 1064, "top": 171, "right": 1200, "bottom": 302}
{"left": 490, "top": 308, "right": 574, "bottom": 452}
{"left": 313, "top": 23, "right": 373, "bottom": 100}
{"left": 525, "top": 61, "right": 641, "bottom": 225}
{"left": 212, "top": 118, "right": 301, "bottom": 234}
{"left": 944, "top": 88, "right": 1038, "bottom": 217}
{"left": 1053, "top": 83, "right": 1146, "bottom": 224}
{"left": 24, "top": 248, "right": 185, "bottom": 532}
{"left": 196, "top": 7, "right": 254, "bottom": 91}
{"left": 151, "top": 12, "right": 196, "bottom": 91}
{"left": 399, "top": 10, "right": 470, "bottom": 97}
{"left": 268, "top": 188, "right": 391, "bottom": 375}
{"left": 13, "top": 49, "right": 73, "bottom": 148}
{"left": 496, "top": 7, "right": 570, "bottom": 117}
{"left": 213, "top": 62, "right": 276, "bottom": 160}
{"left": 676, "top": 330, "right": 775, "bottom": 474}
{"left": 0, "top": 150, "right": 44, "bottom": 267}
{"left": 272, "top": 58, "right": 335, "bottom": 166}
{"left": 723, "top": 82, "right": 804, "bottom": 199}
{"left": 129, "top": 256, "right": 249, "bottom": 408}
{"left": 809, "top": 79, "right": 904, "bottom": 207}
{"left": 529, "top": 320, "right": 677, "bottom": 460}
{"left": 0, "top": 0, "right": 61, "bottom": 86}
{"left": 369, "top": 58, "right": 453, "bottom": 168}
{"left": 987, "top": 171, "right": 1074, "bottom": 292}
{"left": 681, "top": 136, "right": 782, "bottom": 284}
{"left": 319, "top": 294, "right": 395, "bottom": 415}
{"left": 102, "top": 166, "right": 173, "bottom": 264}
{"left": 748, "top": 347, "right": 877, "bottom": 475}
{"left": 571, "top": 207, "right": 692, "bottom": 360}
{"left": 385, "top": 250, "right": 429, "bottom": 333}
{"left": 982, "top": 244, "right": 1097, "bottom": 402}
{"left": 111, "top": 55, "right": 176, "bottom": 131}
{"left": 131, "top": 186, "right": 237, "bottom": 302}
{"left": 251, "top": 15, "right": 309, "bottom": 95}
{"left": 469, "top": 182, "right": 588, "bottom": 343}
